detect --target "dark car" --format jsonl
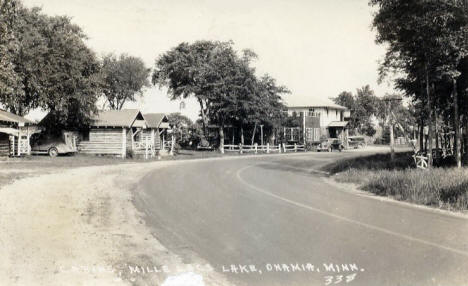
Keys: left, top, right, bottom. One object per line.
{"left": 30, "top": 131, "right": 77, "bottom": 157}
{"left": 317, "top": 138, "right": 344, "bottom": 152}
{"left": 348, "top": 136, "right": 366, "bottom": 149}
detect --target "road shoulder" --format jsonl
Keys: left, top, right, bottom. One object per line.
{"left": 0, "top": 161, "right": 232, "bottom": 285}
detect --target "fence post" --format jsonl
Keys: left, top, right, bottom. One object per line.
{"left": 239, "top": 144, "right": 243, "bottom": 154}
{"left": 145, "top": 136, "right": 149, "bottom": 159}
{"left": 278, "top": 144, "right": 282, "bottom": 153}
{"left": 282, "top": 143, "right": 286, "bottom": 153}
{"left": 294, "top": 143, "right": 297, "bottom": 152}
{"left": 170, "top": 135, "right": 175, "bottom": 156}
{"left": 255, "top": 143, "right": 258, "bottom": 154}
{"left": 267, "top": 143, "right": 270, "bottom": 153}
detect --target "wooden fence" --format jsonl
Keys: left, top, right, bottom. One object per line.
{"left": 224, "top": 143, "right": 306, "bottom": 154}
{"left": 282, "top": 143, "right": 306, "bottom": 152}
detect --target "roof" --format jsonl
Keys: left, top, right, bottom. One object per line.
{"left": 328, "top": 121, "right": 349, "bottom": 128}
{"left": 0, "top": 110, "right": 34, "bottom": 125}
{"left": 91, "top": 109, "right": 142, "bottom": 128}
{"left": 143, "top": 113, "right": 167, "bottom": 128}
{"left": 286, "top": 98, "right": 348, "bottom": 110}
{"left": 0, "top": 127, "right": 20, "bottom": 136}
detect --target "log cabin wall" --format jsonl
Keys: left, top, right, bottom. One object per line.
{"left": 126, "top": 128, "right": 133, "bottom": 153}
{"left": 0, "top": 133, "right": 10, "bottom": 156}
{"left": 78, "top": 128, "right": 124, "bottom": 156}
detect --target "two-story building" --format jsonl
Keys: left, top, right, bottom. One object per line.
{"left": 286, "top": 100, "right": 350, "bottom": 144}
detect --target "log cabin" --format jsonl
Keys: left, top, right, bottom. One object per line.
{"left": 78, "top": 109, "right": 169, "bottom": 158}
{"left": 0, "top": 110, "right": 39, "bottom": 157}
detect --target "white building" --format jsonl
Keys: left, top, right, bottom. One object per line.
{"left": 285, "top": 99, "right": 350, "bottom": 142}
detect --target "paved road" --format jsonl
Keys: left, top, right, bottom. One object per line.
{"left": 134, "top": 151, "right": 468, "bottom": 286}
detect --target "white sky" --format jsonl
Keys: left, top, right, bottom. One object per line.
{"left": 22, "top": 0, "right": 395, "bottom": 121}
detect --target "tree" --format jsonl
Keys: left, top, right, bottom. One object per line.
{"left": 333, "top": 91, "right": 354, "bottom": 111}
{"left": 0, "top": 0, "right": 22, "bottom": 107}
{"left": 101, "top": 53, "right": 150, "bottom": 110}
{"left": 254, "top": 74, "right": 288, "bottom": 144}
{"left": 333, "top": 86, "right": 381, "bottom": 136}
{"left": 0, "top": 4, "right": 102, "bottom": 128}
{"left": 167, "top": 112, "right": 195, "bottom": 148}
{"left": 153, "top": 40, "right": 287, "bottom": 152}
{"left": 152, "top": 41, "right": 224, "bottom": 137}
{"left": 371, "top": 0, "right": 468, "bottom": 167}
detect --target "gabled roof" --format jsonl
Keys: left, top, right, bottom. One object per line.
{"left": 0, "top": 109, "right": 34, "bottom": 125}
{"left": 143, "top": 113, "right": 168, "bottom": 128}
{"left": 91, "top": 109, "right": 143, "bottom": 128}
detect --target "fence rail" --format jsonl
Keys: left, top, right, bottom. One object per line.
{"left": 282, "top": 143, "right": 306, "bottom": 152}
{"left": 223, "top": 143, "right": 306, "bottom": 154}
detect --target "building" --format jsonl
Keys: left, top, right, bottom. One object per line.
{"left": 286, "top": 100, "right": 350, "bottom": 144}
{"left": 143, "top": 113, "right": 170, "bottom": 151}
{"left": 0, "top": 110, "right": 40, "bottom": 156}
{"left": 78, "top": 109, "right": 169, "bottom": 158}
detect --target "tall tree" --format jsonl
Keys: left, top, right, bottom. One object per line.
{"left": 371, "top": 0, "right": 468, "bottom": 167}
{"left": 0, "top": 4, "right": 101, "bottom": 127}
{"left": 101, "top": 53, "right": 150, "bottom": 110}
{"left": 333, "top": 86, "right": 381, "bottom": 136}
{"left": 153, "top": 41, "right": 226, "bottom": 137}
{"left": 0, "top": 0, "right": 22, "bottom": 107}
{"left": 153, "top": 40, "right": 287, "bottom": 152}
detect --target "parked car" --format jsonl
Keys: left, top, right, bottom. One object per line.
{"left": 348, "top": 136, "right": 366, "bottom": 149}
{"left": 317, "top": 138, "right": 344, "bottom": 152}
{"left": 30, "top": 131, "right": 77, "bottom": 157}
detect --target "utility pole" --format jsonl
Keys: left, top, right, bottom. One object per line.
{"left": 303, "top": 112, "right": 306, "bottom": 145}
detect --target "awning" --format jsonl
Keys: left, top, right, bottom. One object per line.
{"left": 328, "top": 121, "right": 349, "bottom": 128}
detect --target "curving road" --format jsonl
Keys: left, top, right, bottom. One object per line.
{"left": 134, "top": 151, "right": 468, "bottom": 286}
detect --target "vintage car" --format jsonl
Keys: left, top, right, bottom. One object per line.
{"left": 317, "top": 138, "right": 344, "bottom": 152}
{"left": 348, "top": 136, "right": 367, "bottom": 149}
{"left": 30, "top": 131, "right": 77, "bottom": 157}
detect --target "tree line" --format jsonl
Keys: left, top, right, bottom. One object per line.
{"left": 370, "top": 0, "right": 468, "bottom": 168}
{"left": 0, "top": 0, "right": 288, "bottom": 152}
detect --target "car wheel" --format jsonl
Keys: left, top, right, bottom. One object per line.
{"left": 48, "top": 147, "right": 58, "bottom": 157}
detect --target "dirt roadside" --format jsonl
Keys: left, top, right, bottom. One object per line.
{"left": 0, "top": 161, "right": 233, "bottom": 286}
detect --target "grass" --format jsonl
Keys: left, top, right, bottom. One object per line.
{"left": 323, "top": 151, "right": 415, "bottom": 174}
{"left": 323, "top": 152, "right": 468, "bottom": 212}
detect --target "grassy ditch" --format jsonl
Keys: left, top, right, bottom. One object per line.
{"left": 323, "top": 152, "right": 468, "bottom": 211}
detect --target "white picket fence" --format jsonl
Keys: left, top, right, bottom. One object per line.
{"left": 282, "top": 143, "right": 306, "bottom": 152}
{"left": 223, "top": 143, "right": 306, "bottom": 154}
